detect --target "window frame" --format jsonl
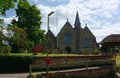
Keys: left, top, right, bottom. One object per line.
{"left": 83, "top": 37, "right": 90, "bottom": 48}
{"left": 64, "top": 32, "right": 72, "bottom": 44}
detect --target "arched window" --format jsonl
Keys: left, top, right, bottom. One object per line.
{"left": 83, "top": 37, "right": 90, "bottom": 48}
{"left": 48, "top": 40, "right": 51, "bottom": 49}
{"left": 64, "top": 33, "right": 72, "bottom": 44}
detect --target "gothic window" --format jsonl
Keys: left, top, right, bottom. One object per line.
{"left": 64, "top": 33, "right": 72, "bottom": 44}
{"left": 48, "top": 40, "right": 51, "bottom": 49}
{"left": 83, "top": 37, "right": 90, "bottom": 48}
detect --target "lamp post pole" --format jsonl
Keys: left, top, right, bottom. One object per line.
{"left": 47, "top": 11, "right": 54, "bottom": 78}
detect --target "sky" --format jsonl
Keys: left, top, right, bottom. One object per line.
{"left": 1, "top": 0, "right": 120, "bottom": 42}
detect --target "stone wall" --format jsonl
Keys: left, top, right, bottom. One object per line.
{"left": 30, "top": 55, "right": 114, "bottom": 69}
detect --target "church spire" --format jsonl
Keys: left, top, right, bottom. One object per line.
{"left": 74, "top": 11, "right": 81, "bottom": 29}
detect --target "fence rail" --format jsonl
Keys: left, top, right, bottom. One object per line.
{"left": 29, "top": 59, "right": 115, "bottom": 75}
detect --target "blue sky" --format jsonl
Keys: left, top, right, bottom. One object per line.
{"left": 1, "top": 0, "right": 120, "bottom": 42}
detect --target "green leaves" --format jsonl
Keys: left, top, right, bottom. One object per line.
{"left": 0, "top": 0, "right": 17, "bottom": 16}
{"left": 9, "top": 0, "right": 45, "bottom": 52}
{"left": 7, "top": 26, "right": 27, "bottom": 46}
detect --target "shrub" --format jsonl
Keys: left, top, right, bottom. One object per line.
{"left": 0, "top": 55, "right": 35, "bottom": 73}
{"left": 0, "top": 45, "right": 11, "bottom": 55}
{"left": 32, "top": 45, "right": 44, "bottom": 55}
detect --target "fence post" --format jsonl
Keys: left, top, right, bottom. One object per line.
{"left": 57, "top": 59, "right": 60, "bottom": 72}
{"left": 29, "top": 64, "right": 32, "bottom": 76}
{"left": 113, "top": 55, "right": 116, "bottom": 71}
{"left": 86, "top": 59, "right": 88, "bottom": 70}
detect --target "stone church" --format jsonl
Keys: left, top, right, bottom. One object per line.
{"left": 45, "top": 12, "right": 98, "bottom": 54}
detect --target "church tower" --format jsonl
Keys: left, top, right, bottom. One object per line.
{"left": 74, "top": 11, "right": 82, "bottom": 53}
{"left": 74, "top": 11, "right": 82, "bottom": 32}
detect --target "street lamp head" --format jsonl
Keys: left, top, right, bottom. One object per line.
{"left": 48, "top": 11, "right": 54, "bottom": 16}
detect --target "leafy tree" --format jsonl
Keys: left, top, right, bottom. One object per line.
{"left": 10, "top": 0, "right": 45, "bottom": 52}
{"left": 0, "top": 0, "right": 17, "bottom": 16}
{"left": 0, "top": 0, "right": 21, "bottom": 54}
{"left": 0, "top": 19, "right": 4, "bottom": 45}
{"left": 7, "top": 26, "right": 28, "bottom": 53}
{"left": 0, "top": 19, "right": 12, "bottom": 54}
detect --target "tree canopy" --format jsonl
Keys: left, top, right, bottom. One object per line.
{"left": 0, "top": 0, "right": 17, "bottom": 16}
{"left": 7, "top": 26, "right": 28, "bottom": 53}
{"left": 10, "top": 0, "right": 45, "bottom": 52}
{"left": 0, "top": 0, "right": 45, "bottom": 53}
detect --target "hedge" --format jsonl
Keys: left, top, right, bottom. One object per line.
{"left": 0, "top": 55, "right": 35, "bottom": 73}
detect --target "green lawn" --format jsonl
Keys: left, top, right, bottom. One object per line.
{"left": 116, "top": 55, "right": 120, "bottom": 67}
{"left": 9, "top": 53, "right": 80, "bottom": 56}
{"left": 7, "top": 53, "right": 100, "bottom": 57}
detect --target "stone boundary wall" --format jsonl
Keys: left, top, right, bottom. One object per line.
{"left": 30, "top": 55, "right": 114, "bottom": 69}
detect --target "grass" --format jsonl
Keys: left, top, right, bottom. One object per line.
{"left": 116, "top": 55, "right": 120, "bottom": 67}
{"left": 9, "top": 53, "right": 82, "bottom": 57}
{"left": 6, "top": 53, "right": 101, "bottom": 57}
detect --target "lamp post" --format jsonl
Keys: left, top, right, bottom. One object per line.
{"left": 47, "top": 11, "right": 54, "bottom": 78}
{"left": 47, "top": 11, "right": 54, "bottom": 31}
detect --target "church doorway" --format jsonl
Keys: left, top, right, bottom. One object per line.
{"left": 65, "top": 47, "right": 71, "bottom": 53}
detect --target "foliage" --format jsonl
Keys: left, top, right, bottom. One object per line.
{"left": 0, "top": 19, "right": 5, "bottom": 45}
{"left": 116, "top": 55, "right": 120, "bottom": 69}
{"left": 7, "top": 26, "right": 28, "bottom": 53}
{"left": 0, "top": 0, "right": 17, "bottom": 54}
{"left": 0, "top": 18, "right": 11, "bottom": 55}
{"left": 9, "top": 53, "right": 100, "bottom": 57}
{"left": 0, "top": 0, "right": 45, "bottom": 53}
{"left": 0, "top": 45, "right": 11, "bottom": 55}
{"left": 0, "top": 55, "right": 35, "bottom": 73}
{"left": 10, "top": 0, "right": 45, "bottom": 46}
{"left": 32, "top": 45, "right": 44, "bottom": 55}
{"left": 0, "top": 0, "right": 17, "bottom": 16}
{"left": 93, "top": 48, "right": 100, "bottom": 54}
{"left": 115, "top": 46, "right": 120, "bottom": 53}
{"left": 0, "top": 19, "right": 4, "bottom": 26}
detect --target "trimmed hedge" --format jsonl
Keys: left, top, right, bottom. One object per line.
{"left": 0, "top": 55, "right": 35, "bottom": 73}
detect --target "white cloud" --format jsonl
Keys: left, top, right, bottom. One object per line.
{"left": 32, "top": 0, "right": 38, "bottom": 2}
{"left": 83, "top": 0, "right": 120, "bottom": 18}
{"left": 92, "top": 22, "right": 120, "bottom": 42}
{"left": 36, "top": 0, "right": 120, "bottom": 42}
{"left": 0, "top": 16, "right": 17, "bottom": 26}
{"left": 2, "top": 0, "right": 120, "bottom": 43}
{"left": 49, "top": 0, "right": 67, "bottom": 2}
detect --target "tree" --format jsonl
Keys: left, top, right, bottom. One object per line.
{"left": 7, "top": 26, "right": 28, "bottom": 53}
{"left": 0, "top": 0, "right": 20, "bottom": 54}
{"left": 0, "top": 19, "right": 4, "bottom": 45}
{"left": 10, "top": 0, "right": 45, "bottom": 52}
{"left": 0, "top": 0, "right": 17, "bottom": 16}
{"left": 0, "top": 19, "right": 12, "bottom": 54}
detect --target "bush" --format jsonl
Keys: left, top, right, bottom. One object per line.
{"left": 0, "top": 45, "right": 11, "bottom": 55}
{"left": 0, "top": 55, "right": 35, "bottom": 73}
